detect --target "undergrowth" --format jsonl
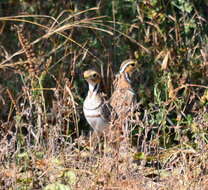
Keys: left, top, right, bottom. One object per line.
{"left": 0, "top": 1, "right": 208, "bottom": 189}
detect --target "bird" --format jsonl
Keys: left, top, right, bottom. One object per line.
{"left": 109, "top": 59, "right": 138, "bottom": 159}
{"left": 83, "top": 69, "right": 111, "bottom": 134}
{"left": 110, "top": 59, "right": 138, "bottom": 118}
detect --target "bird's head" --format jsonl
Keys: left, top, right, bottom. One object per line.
{"left": 83, "top": 69, "right": 101, "bottom": 87}
{"left": 119, "top": 59, "right": 138, "bottom": 75}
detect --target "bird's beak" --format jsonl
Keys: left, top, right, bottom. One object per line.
{"left": 130, "top": 60, "right": 139, "bottom": 72}
{"left": 83, "top": 72, "right": 90, "bottom": 79}
{"left": 136, "top": 62, "right": 140, "bottom": 72}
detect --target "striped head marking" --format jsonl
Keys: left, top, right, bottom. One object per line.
{"left": 119, "top": 59, "right": 138, "bottom": 74}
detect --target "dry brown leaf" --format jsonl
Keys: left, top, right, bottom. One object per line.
{"left": 161, "top": 51, "right": 170, "bottom": 70}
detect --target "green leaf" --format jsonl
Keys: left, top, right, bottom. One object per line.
{"left": 134, "top": 152, "right": 146, "bottom": 160}
{"left": 63, "top": 171, "right": 77, "bottom": 185}
{"left": 44, "top": 183, "right": 71, "bottom": 190}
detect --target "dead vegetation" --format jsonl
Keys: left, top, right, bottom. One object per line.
{"left": 0, "top": 1, "right": 208, "bottom": 189}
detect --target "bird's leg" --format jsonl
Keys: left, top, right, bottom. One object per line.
{"left": 89, "top": 131, "right": 102, "bottom": 153}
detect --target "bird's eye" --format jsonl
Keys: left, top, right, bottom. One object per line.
{"left": 129, "top": 63, "right": 135, "bottom": 67}
{"left": 92, "top": 73, "right": 97, "bottom": 77}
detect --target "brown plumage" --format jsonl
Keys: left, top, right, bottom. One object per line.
{"left": 108, "top": 59, "right": 138, "bottom": 160}
{"left": 110, "top": 59, "right": 137, "bottom": 118}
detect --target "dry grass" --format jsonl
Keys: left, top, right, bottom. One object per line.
{"left": 0, "top": 2, "right": 208, "bottom": 190}
{"left": 1, "top": 130, "right": 208, "bottom": 189}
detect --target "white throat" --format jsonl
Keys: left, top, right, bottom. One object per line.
{"left": 88, "top": 82, "right": 100, "bottom": 95}
{"left": 125, "top": 72, "right": 131, "bottom": 83}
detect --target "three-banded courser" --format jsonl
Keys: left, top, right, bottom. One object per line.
{"left": 110, "top": 59, "right": 137, "bottom": 118}
{"left": 83, "top": 69, "right": 111, "bottom": 134}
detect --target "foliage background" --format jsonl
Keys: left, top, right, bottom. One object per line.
{"left": 0, "top": 0, "right": 208, "bottom": 189}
